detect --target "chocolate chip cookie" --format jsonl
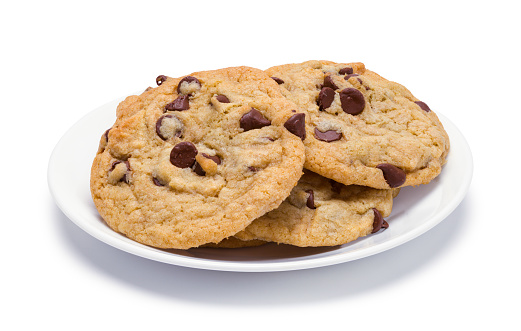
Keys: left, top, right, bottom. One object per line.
{"left": 234, "top": 171, "right": 398, "bottom": 247}
{"left": 91, "top": 66, "right": 306, "bottom": 249}
{"left": 266, "top": 60, "right": 450, "bottom": 189}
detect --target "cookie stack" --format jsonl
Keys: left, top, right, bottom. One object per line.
{"left": 90, "top": 61, "right": 450, "bottom": 249}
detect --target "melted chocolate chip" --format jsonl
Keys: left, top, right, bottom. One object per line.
{"left": 382, "top": 220, "right": 389, "bottom": 229}
{"left": 305, "top": 190, "right": 316, "bottom": 209}
{"left": 344, "top": 73, "right": 360, "bottom": 81}
{"left": 193, "top": 162, "right": 206, "bottom": 176}
{"left": 414, "top": 101, "right": 431, "bottom": 112}
{"left": 155, "top": 114, "right": 173, "bottom": 140}
{"left": 109, "top": 160, "right": 131, "bottom": 184}
{"left": 323, "top": 75, "right": 339, "bottom": 90}
{"left": 215, "top": 95, "right": 230, "bottom": 103}
{"left": 339, "top": 88, "right": 365, "bottom": 115}
{"left": 318, "top": 87, "right": 335, "bottom": 110}
{"left": 201, "top": 153, "right": 221, "bottom": 165}
{"left": 156, "top": 75, "right": 168, "bottom": 86}
{"left": 371, "top": 208, "right": 384, "bottom": 233}
{"left": 170, "top": 142, "right": 198, "bottom": 168}
{"left": 152, "top": 177, "right": 165, "bottom": 186}
{"left": 271, "top": 77, "right": 284, "bottom": 84}
{"left": 376, "top": 163, "right": 406, "bottom": 188}
{"left": 240, "top": 108, "right": 271, "bottom": 131}
{"left": 339, "top": 67, "right": 353, "bottom": 75}
{"left": 177, "top": 76, "right": 201, "bottom": 94}
{"left": 314, "top": 128, "right": 342, "bottom": 142}
{"left": 165, "top": 95, "right": 190, "bottom": 111}
{"left": 284, "top": 113, "right": 306, "bottom": 140}
{"left": 103, "top": 128, "right": 111, "bottom": 142}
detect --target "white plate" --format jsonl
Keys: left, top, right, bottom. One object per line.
{"left": 48, "top": 96, "right": 473, "bottom": 272}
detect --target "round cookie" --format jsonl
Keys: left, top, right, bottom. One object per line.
{"left": 234, "top": 171, "right": 398, "bottom": 247}
{"left": 91, "top": 66, "right": 306, "bottom": 249}
{"left": 266, "top": 60, "right": 450, "bottom": 189}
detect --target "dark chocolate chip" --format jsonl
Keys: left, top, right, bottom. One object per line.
{"left": 376, "top": 163, "right": 406, "bottom": 188}
{"left": 177, "top": 76, "right": 201, "bottom": 94}
{"left": 323, "top": 75, "right": 339, "bottom": 90}
{"left": 165, "top": 95, "right": 190, "bottom": 111}
{"left": 305, "top": 189, "right": 316, "bottom": 209}
{"left": 344, "top": 73, "right": 360, "bottom": 81}
{"left": 339, "top": 88, "right": 365, "bottom": 115}
{"left": 248, "top": 166, "right": 258, "bottom": 172}
{"left": 193, "top": 162, "right": 206, "bottom": 176}
{"left": 284, "top": 113, "right": 306, "bottom": 140}
{"left": 103, "top": 128, "right": 111, "bottom": 142}
{"left": 156, "top": 114, "right": 171, "bottom": 140}
{"left": 152, "top": 177, "right": 165, "bottom": 186}
{"left": 318, "top": 87, "right": 335, "bottom": 110}
{"left": 356, "top": 78, "right": 363, "bottom": 84}
{"left": 414, "top": 101, "right": 431, "bottom": 112}
{"left": 271, "top": 77, "right": 284, "bottom": 84}
{"left": 156, "top": 75, "right": 168, "bottom": 86}
{"left": 314, "top": 128, "right": 342, "bottom": 142}
{"left": 371, "top": 208, "right": 384, "bottom": 233}
{"left": 109, "top": 160, "right": 130, "bottom": 184}
{"left": 382, "top": 220, "right": 389, "bottom": 229}
{"left": 170, "top": 142, "right": 198, "bottom": 168}
{"left": 240, "top": 108, "right": 271, "bottom": 131}
{"left": 201, "top": 153, "right": 221, "bottom": 165}
{"left": 215, "top": 94, "right": 230, "bottom": 103}
{"left": 339, "top": 67, "right": 353, "bottom": 75}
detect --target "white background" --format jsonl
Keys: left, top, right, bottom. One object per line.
{"left": 2, "top": 0, "right": 519, "bottom": 330}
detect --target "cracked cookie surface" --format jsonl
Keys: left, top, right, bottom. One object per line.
{"left": 91, "top": 66, "right": 306, "bottom": 249}
{"left": 266, "top": 60, "right": 450, "bottom": 189}
{"left": 234, "top": 171, "right": 397, "bottom": 247}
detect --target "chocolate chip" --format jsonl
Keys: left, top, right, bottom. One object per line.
{"left": 170, "top": 142, "right": 198, "bottom": 168}
{"left": 271, "top": 77, "right": 284, "bottom": 84}
{"left": 165, "top": 95, "right": 190, "bottom": 111}
{"left": 356, "top": 78, "right": 363, "bottom": 84}
{"left": 156, "top": 75, "right": 168, "bottom": 86}
{"left": 305, "top": 190, "right": 316, "bottom": 209}
{"left": 323, "top": 75, "right": 339, "bottom": 90}
{"left": 314, "top": 128, "right": 342, "bottom": 142}
{"left": 371, "top": 208, "right": 384, "bottom": 233}
{"left": 193, "top": 162, "right": 206, "bottom": 176}
{"left": 414, "top": 101, "right": 431, "bottom": 112}
{"left": 240, "top": 108, "right": 271, "bottom": 131}
{"left": 248, "top": 166, "right": 258, "bottom": 172}
{"left": 152, "top": 177, "right": 165, "bottom": 186}
{"left": 155, "top": 114, "right": 183, "bottom": 140}
{"left": 382, "top": 220, "right": 389, "bottom": 229}
{"left": 339, "top": 88, "right": 365, "bottom": 115}
{"left": 201, "top": 153, "right": 221, "bottom": 165}
{"left": 103, "top": 128, "right": 111, "bottom": 142}
{"left": 376, "top": 163, "right": 406, "bottom": 188}
{"left": 344, "top": 73, "right": 360, "bottom": 81}
{"left": 177, "top": 76, "right": 201, "bottom": 94}
{"left": 339, "top": 67, "right": 353, "bottom": 75}
{"left": 215, "top": 95, "right": 230, "bottom": 103}
{"left": 284, "top": 113, "right": 306, "bottom": 140}
{"left": 318, "top": 87, "right": 335, "bottom": 110}
{"left": 109, "top": 160, "right": 130, "bottom": 184}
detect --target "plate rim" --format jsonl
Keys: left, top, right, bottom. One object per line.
{"left": 48, "top": 98, "right": 473, "bottom": 272}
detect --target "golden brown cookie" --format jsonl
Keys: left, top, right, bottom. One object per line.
{"left": 234, "top": 171, "right": 397, "bottom": 247}
{"left": 91, "top": 66, "right": 306, "bottom": 249}
{"left": 266, "top": 60, "right": 450, "bottom": 189}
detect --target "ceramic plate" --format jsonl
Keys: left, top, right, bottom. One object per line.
{"left": 48, "top": 96, "right": 472, "bottom": 272}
